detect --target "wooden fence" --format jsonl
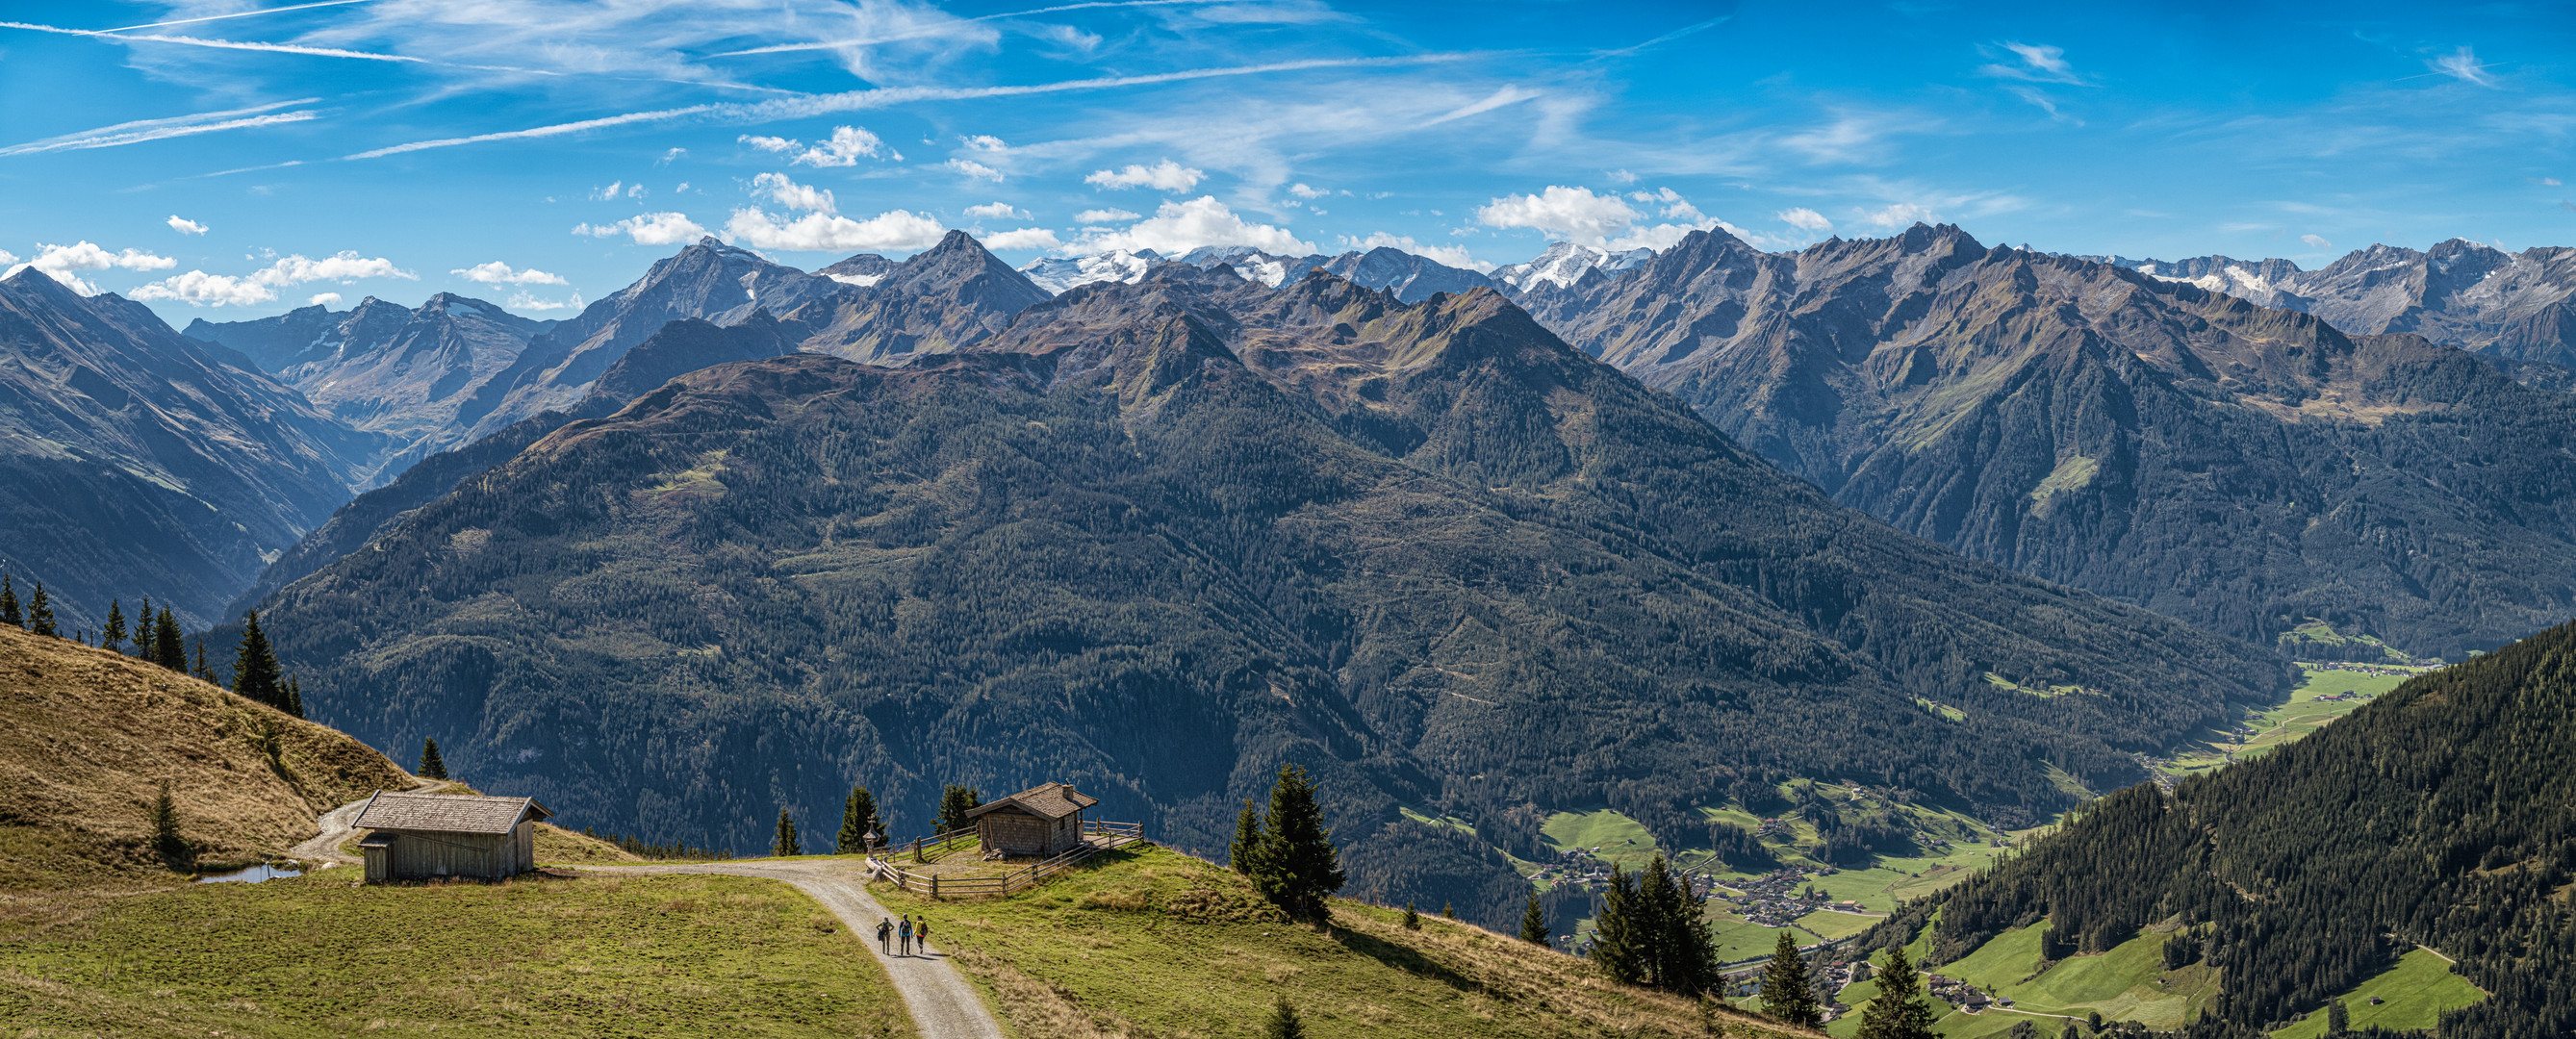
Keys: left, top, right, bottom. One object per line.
{"left": 868, "top": 821, "right": 1142, "bottom": 899}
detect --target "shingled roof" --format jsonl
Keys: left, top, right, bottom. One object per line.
{"left": 352, "top": 792, "right": 551, "bottom": 835}
{"left": 967, "top": 782, "right": 1099, "bottom": 822}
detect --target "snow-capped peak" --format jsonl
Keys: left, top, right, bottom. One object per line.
{"left": 1492, "top": 241, "right": 1653, "bottom": 292}
{"left": 1018, "top": 249, "right": 1162, "bottom": 295}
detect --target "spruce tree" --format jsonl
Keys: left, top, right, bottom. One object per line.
{"left": 191, "top": 638, "right": 216, "bottom": 683}
{"left": 1230, "top": 799, "right": 1266, "bottom": 874}
{"left": 131, "top": 596, "right": 153, "bottom": 656}
{"left": 1261, "top": 995, "right": 1307, "bottom": 1039}
{"left": 773, "top": 809, "right": 801, "bottom": 857}
{"left": 1640, "top": 854, "right": 1717, "bottom": 995}
{"left": 836, "top": 785, "right": 880, "bottom": 853}
{"left": 1762, "top": 929, "right": 1823, "bottom": 1026}
{"left": 1520, "top": 891, "right": 1550, "bottom": 944}
{"left": 1441, "top": 902, "right": 1454, "bottom": 919}
{"left": 2007, "top": 1021, "right": 2040, "bottom": 1039}
{"left": 232, "top": 611, "right": 284, "bottom": 708}
{"left": 152, "top": 608, "right": 186, "bottom": 672}
{"left": 1403, "top": 902, "right": 1421, "bottom": 929}
{"left": 418, "top": 737, "right": 447, "bottom": 779}
{"left": 1594, "top": 865, "right": 1647, "bottom": 984}
{"left": 101, "top": 598, "right": 125, "bottom": 650}
{"left": 1253, "top": 763, "right": 1345, "bottom": 921}
{"left": 0, "top": 574, "right": 19, "bottom": 628}
{"left": 25, "top": 583, "right": 55, "bottom": 638}
{"left": 285, "top": 677, "right": 305, "bottom": 719}
{"left": 1854, "top": 946, "right": 1937, "bottom": 1039}
{"left": 148, "top": 782, "right": 191, "bottom": 869}
{"left": 2327, "top": 998, "right": 2349, "bottom": 1035}
{"left": 936, "top": 784, "right": 982, "bottom": 833}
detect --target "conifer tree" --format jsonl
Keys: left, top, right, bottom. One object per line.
{"left": 232, "top": 611, "right": 284, "bottom": 708}
{"left": 284, "top": 677, "right": 305, "bottom": 719}
{"left": 836, "top": 785, "right": 880, "bottom": 853}
{"left": 1261, "top": 995, "right": 1307, "bottom": 1039}
{"left": 1252, "top": 763, "right": 1345, "bottom": 921}
{"left": 152, "top": 607, "right": 186, "bottom": 672}
{"left": 773, "top": 809, "right": 801, "bottom": 857}
{"left": 25, "top": 582, "right": 55, "bottom": 638}
{"left": 418, "top": 737, "right": 447, "bottom": 779}
{"left": 1594, "top": 864, "right": 1646, "bottom": 984}
{"left": 0, "top": 574, "right": 19, "bottom": 628}
{"left": 191, "top": 638, "right": 216, "bottom": 683}
{"left": 148, "top": 781, "right": 191, "bottom": 869}
{"left": 1762, "top": 929, "right": 1823, "bottom": 1026}
{"left": 2327, "top": 998, "right": 2349, "bottom": 1035}
{"left": 1640, "top": 854, "right": 1718, "bottom": 995}
{"left": 1403, "top": 902, "right": 1421, "bottom": 929}
{"left": 131, "top": 596, "right": 153, "bottom": 656}
{"left": 936, "top": 784, "right": 982, "bottom": 833}
{"left": 1230, "top": 799, "right": 1265, "bottom": 874}
{"left": 101, "top": 598, "right": 125, "bottom": 650}
{"left": 1520, "top": 891, "right": 1550, "bottom": 944}
{"left": 1441, "top": 902, "right": 1454, "bottom": 919}
{"left": 1854, "top": 946, "right": 1937, "bottom": 1039}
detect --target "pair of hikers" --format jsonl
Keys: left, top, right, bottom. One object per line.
{"left": 874, "top": 914, "right": 932, "bottom": 955}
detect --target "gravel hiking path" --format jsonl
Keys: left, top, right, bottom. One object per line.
{"left": 582, "top": 860, "right": 1006, "bottom": 1039}
{"left": 292, "top": 779, "right": 448, "bottom": 863}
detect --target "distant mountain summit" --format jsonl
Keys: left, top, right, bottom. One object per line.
{"left": 794, "top": 230, "right": 1051, "bottom": 364}
{"left": 0, "top": 268, "right": 383, "bottom": 629}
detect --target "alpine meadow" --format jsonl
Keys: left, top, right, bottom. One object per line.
{"left": 3, "top": 3, "right": 2573, "bottom": 1039}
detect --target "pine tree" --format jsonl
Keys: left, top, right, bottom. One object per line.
{"left": 284, "top": 677, "right": 305, "bottom": 719}
{"left": 1594, "top": 864, "right": 1646, "bottom": 984}
{"left": 1403, "top": 902, "right": 1421, "bottom": 929}
{"left": 25, "top": 582, "right": 55, "bottom": 638}
{"left": 1441, "top": 902, "right": 1454, "bottom": 919}
{"left": 1640, "top": 854, "right": 1717, "bottom": 995}
{"left": 130, "top": 596, "right": 153, "bottom": 656}
{"left": 936, "top": 784, "right": 983, "bottom": 833}
{"left": 1252, "top": 763, "right": 1345, "bottom": 921}
{"left": 0, "top": 574, "right": 19, "bottom": 628}
{"left": 1520, "top": 890, "right": 1550, "bottom": 944}
{"left": 1762, "top": 929, "right": 1823, "bottom": 1026}
{"left": 418, "top": 737, "right": 447, "bottom": 779}
{"left": 2327, "top": 998, "right": 2349, "bottom": 1035}
{"left": 232, "top": 611, "right": 285, "bottom": 708}
{"left": 148, "top": 781, "right": 191, "bottom": 869}
{"left": 773, "top": 808, "right": 801, "bottom": 857}
{"left": 836, "top": 785, "right": 880, "bottom": 853}
{"left": 1854, "top": 946, "right": 1937, "bottom": 1039}
{"left": 1230, "top": 799, "right": 1266, "bottom": 874}
{"left": 1261, "top": 995, "right": 1307, "bottom": 1039}
{"left": 152, "top": 608, "right": 186, "bottom": 672}
{"left": 101, "top": 598, "right": 125, "bottom": 650}
{"left": 191, "top": 638, "right": 216, "bottom": 683}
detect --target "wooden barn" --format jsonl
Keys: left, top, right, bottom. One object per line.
{"left": 351, "top": 791, "right": 552, "bottom": 882}
{"left": 967, "top": 782, "right": 1099, "bottom": 857}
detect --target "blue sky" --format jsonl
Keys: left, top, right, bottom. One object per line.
{"left": 4, "top": 0, "right": 2573, "bottom": 322}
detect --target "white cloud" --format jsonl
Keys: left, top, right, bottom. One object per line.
{"left": 960, "top": 134, "right": 1007, "bottom": 151}
{"left": 945, "top": 159, "right": 1004, "bottom": 182}
{"left": 740, "top": 135, "right": 798, "bottom": 153}
{"left": 1076, "top": 208, "right": 1140, "bottom": 223}
{"left": 1475, "top": 186, "right": 1641, "bottom": 245}
{"left": 0, "top": 249, "right": 16, "bottom": 266}
{"left": 1422, "top": 85, "right": 1542, "bottom": 126}
{"left": 752, "top": 171, "right": 836, "bottom": 214}
{"left": 1069, "top": 196, "right": 1314, "bottom": 256}
{"left": 791, "top": 125, "right": 887, "bottom": 167}
{"left": 5, "top": 241, "right": 179, "bottom": 294}
{"left": 964, "top": 201, "right": 1028, "bottom": 219}
{"left": 591, "top": 181, "right": 646, "bottom": 200}
{"left": 1778, "top": 208, "right": 1833, "bottom": 232}
{"left": 658, "top": 146, "right": 687, "bottom": 165}
{"left": 1084, "top": 159, "right": 1203, "bottom": 191}
{"left": 2301, "top": 234, "right": 2333, "bottom": 249}
{"left": 166, "top": 215, "right": 209, "bottom": 236}
{"left": 0, "top": 99, "right": 321, "bottom": 157}
{"left": 309, "top": 292, "right": 342, "bottom": 307}
{"left": 507, "top": 290, "right": 585, "bottom": 312}
{"left": 1861, "top": 203, "right": 1940, "bottom": 229}
{"left": 724, "top": 207, "right": 945, "bottom": 252}
{"left": 1339, "top": 232, "right": 1492, "bottom": 272}
{"left": 1979, "top": 41, "right": 2086, "bottom": 85}
{"left": 983, "top": 227, "right": 1062, "bottom": 251}
{"left": 573, "top": 212, "right": 709, "bottom": 245}
{"left": 1288, "top": 183, "right": 1326, "bottom": 199}
{"left": 129, "top": 249, "right": 409, "bottom": 306}
{"left": 2430, "top": 46, "right": 2497, "bottom": 87}
{"left": 451, "top": 261, "right": 571, "bottom": 286}
{"left": 131, "top": 270, "right": 269, "bottom": 306}
{"left": 265, "top": 252, "right": 410, "bottom": 284}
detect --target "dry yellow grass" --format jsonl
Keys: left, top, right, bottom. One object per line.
{"left": 0, "top": 624, "right": 411, "bottom": 930}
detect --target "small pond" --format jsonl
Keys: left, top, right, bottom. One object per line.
{"left": 197, "top": 863, "right": 302, "bottom": 884}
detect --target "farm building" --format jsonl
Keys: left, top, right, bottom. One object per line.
{"left": 351, "top": 791, "right": 552, "bottom": 882}
{"left": 968, "top": 782, "right": 1099, "bottom": 857}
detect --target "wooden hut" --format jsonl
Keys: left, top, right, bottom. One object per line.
{"left": 967, "top": 782, "right": 1099, "bottom": 857}
{"left": 351, "top": 791, "right": 551, "bottom": 882}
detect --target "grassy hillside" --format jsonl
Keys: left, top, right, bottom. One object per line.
{"left": 0, "top": 625, "right": 412, "bottom": 931}
{"left": 2272, "top": 950, "right": 2487, "bottom": 1039}
{"left": 0, "top": 870, "right": 911, "bottom": 1038}
{"left": 2154, "top": 663, "right": 2426, "bottom": 776}
{"left": 872, "top": 842, "right": 1818, "bottom": 1039}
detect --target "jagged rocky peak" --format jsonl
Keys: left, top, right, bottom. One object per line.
{"left": 818, "top": 252, "right": 894, "bottom": 287}
{"left": 1492, "top": 241, "right": 1655, "bottom": 292}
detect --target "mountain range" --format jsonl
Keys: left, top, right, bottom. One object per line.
{"left": 240, "top": 265, "right": 2284, "bottom": 924}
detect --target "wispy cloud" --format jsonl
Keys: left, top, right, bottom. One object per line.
{"left": 1423, "top": 85, "right": 1540, "bottom": 126}
{"left": 2429, "top": 46, "right": 2497, "bottom": 88}
{"left": 103, "top": 0, "right": 383, "bottom": 33}
{"left": 1978, "top": 41, "right": 2088, "bottom": 85}
{"left": 1596, "top": 13, "right": 1729, "bottom": 58}
{"left": 0, "top": 99, "right": 321, "bottom": 157}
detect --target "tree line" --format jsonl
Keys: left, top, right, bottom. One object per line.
{"left": 2, "top": 574, "right": 304, "bottom": 718}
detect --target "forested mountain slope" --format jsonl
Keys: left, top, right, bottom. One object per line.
{"left": 0, "top": 268, "right": 381, "bottom": 631}
{"left": 245, "top": 268, "right": 2284, "bottom": 926}
{"left": 1874, "top": 619, "right": 2576, "bottom": 1039}
{"left": 1538, "top": 224, "right": 2576, "bottom": 659}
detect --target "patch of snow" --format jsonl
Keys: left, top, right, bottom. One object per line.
{"left": 828, "top": 273, "right": 884, "bottom": 287}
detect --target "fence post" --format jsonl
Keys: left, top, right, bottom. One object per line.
{"left": 931, "top": 874, "right": 940, "bottom": 900}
